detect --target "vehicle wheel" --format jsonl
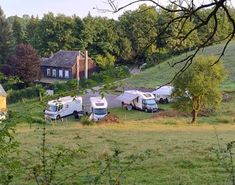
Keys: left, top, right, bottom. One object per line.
{"left": 165, "top": 98, "right": 169, "bottom": 104}
{"left": 56, "top": 115, "right": 60, "bottom": 120}
{"left": 73, "top": 111, "right": 79, "bottom": 119}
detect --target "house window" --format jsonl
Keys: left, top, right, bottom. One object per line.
{"left": 52, "top": 69, "right": 56, "bottom": 77}
{"left": 59, "top": 70, "right": 63, "bottom": 78}
{"left": 65, "top": 70, "right": 69, "bottom": 79}
{"left": 46, "top": 68, "right": 51, "bottom": 76}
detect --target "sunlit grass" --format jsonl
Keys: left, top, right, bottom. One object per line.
{"left": 125, "top": 42, "right": 235, "bottom": 91}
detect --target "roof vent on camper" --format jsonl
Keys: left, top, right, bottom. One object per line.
{"left": 143, "top": 93, "right": 152, "bottom": 98}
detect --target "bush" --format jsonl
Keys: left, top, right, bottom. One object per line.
{"left": 53, "top": 79, "right": 79, "bottom": 93}
{"left": 80, "top": 115, "right": 94, "bottom": 126}
{"left": 80, "top": 66, "right": 130, "bottom": 88}
{"left": 7, "top": 86, "right": 43, "bottom": 104}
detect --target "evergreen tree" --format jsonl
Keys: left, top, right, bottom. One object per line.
{"left": 12, "top": 16, "right": 25, "bottom": 44}
{"left": 0, "top": 7, "right": 14, "bottom": 64}
{"left": 25, "top": 16, "right": 40, "bottom": 48}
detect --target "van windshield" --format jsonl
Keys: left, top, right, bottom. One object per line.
{"left": 143, "top": 99, "right": 156, "bottom": 106}
{"left": 94, "top": 108, "right": 107, "bottom": 115}
{"left": 46, "top": 105, "right": 57, "bottom": 112}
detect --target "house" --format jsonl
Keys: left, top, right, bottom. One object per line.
{"left": 0, "top": 84, "right": 7, "bottom": 111}
{"left": 40, "top": 50, "right": 97, "bottom": 83}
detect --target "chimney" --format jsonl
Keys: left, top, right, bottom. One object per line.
{"left": 85, "top": 50, "right": 88, "bottom": 79}
{"left": 76, "top": 51, "right": 80, "bottom": 82}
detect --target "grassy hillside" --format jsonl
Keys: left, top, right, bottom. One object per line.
{"left": 125, "top": 42, "right": 235, "bottom": 91}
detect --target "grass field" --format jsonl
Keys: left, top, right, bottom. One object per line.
{"left": 13, "top": 119, "right": 235, "bottom": 184}
{"left": 125, "top": 42, "right": 235, "bottom": 91}
{"left": 6, "top": 91, "right": 235, "bottom": 184}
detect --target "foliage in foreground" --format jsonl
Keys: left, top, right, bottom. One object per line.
{"left": 215, "top": 132, "right": 235, "bottom": 185}
{"left": 0, "top": 119, "right": 20, "bottom": 185}
{"left": 172, "top": 55, "right": 227, "bottom": 123}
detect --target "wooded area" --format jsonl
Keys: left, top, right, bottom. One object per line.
{"left": 0, "top": 2, "right": 235, "bottom": 71}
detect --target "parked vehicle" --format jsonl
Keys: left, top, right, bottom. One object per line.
{"left": 89, "top": 97, "right": 108, "bottom": 121}
{"left": 117, "top": 90, "right": 158, "bottom": 112}
{"left": 152, "top": 85, "right": 174, "bottom": 103}
{"left": 44, "top": 96, "right": 83, "bottom": 120}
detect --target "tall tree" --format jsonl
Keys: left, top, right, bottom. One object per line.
{"left": 9, "top": 43, "right": 40, "bottom": 83}
{"left": 73, "top": 15, "right": 85, "bottom": 50}
{"left": 0, "top": 7, "right": 14, "bottom": 64}
{"left": 172, "top": 56, "right": 227, "bottom": 123}
{"left": 12, "top": 16, "right": 25, "bottom": 44}
{"left": 118, "top": 4, "right": 158, "bottom": 64}
{"left": 25, "top": 16, "right": 40, "bottom": 48}
{"left": 36, "top": 13, "right": 77, "bottom": 56}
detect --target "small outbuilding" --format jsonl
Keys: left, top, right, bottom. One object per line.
{"left": 0, "top": 84, "right": 7, "bottom": 111}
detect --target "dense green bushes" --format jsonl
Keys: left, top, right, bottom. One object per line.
{"left": 7, "top": 86, "right": 41, "bottom": 104}
{"left": 80, "top": 66, "right": 130, "bottom": 88}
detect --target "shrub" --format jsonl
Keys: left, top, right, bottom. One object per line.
{"left": 80, "top": 66, "right": 130, "bottom": 88}
{"left": 53, "top": 79, "right": 79, "bottom": 93}
{"left": 80, "top": 115, "right": 94, "bottom": 126}
{"left": 7, "top": 86, "right": 43, "bottom": 104}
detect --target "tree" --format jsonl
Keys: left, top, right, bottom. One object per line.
{"left": 0, "top": 7, "right": 14, "bottom": 64}
{"left": 95, "top": 53, "right": 116, "bottom": 69}
{"left": 36, "top": 13, "right": 77, "bottom": 56}
{"left": 11, "top": 16, "right": 25, "bottom": 44}
{"left": 9, "top": 43, "right": 40, "bottom": 83}
{"left": 105, "top": 0, "right": 235, "bottom": 83}
{"left": 172, "top": 56, "right": 227, "bottom": 123}
{"left": 118, "top": 4, "right": 158, "bottom": 64}
{"left": 25, "top": 16, "right": 40, "bottom": 49}
{"left": 82, "top": 16, "right": 119, "bottom": 56}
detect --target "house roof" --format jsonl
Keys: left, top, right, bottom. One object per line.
{"left": 0, "top": 84, "right": 7, "bottom": 96}
{"left": 41, "top": 50, "right": 85, "bottom": 68}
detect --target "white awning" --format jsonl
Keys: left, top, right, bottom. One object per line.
{"left": 116, "top": 93, "right": 139, "bottom": 103}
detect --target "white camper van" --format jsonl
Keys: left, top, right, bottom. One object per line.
{"left": 44, "top": 96, "right": 83, "bottom": 120}
{"left": 152, "top": 85, "right": 174, "bottom": 103}
{"left": 89, "top": 97, "right": 108, "bottom": 121}
{"left": 117, "top": 90, "right": 158, "bottom": 112}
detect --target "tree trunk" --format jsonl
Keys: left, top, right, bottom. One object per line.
{"left": 191, "top": 109, "right": 197, "bottom": 123}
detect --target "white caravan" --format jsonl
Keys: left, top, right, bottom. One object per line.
{"left": 152, "top": 85, "right": 174, "bottom": 103}
{"left": 117, "top": 90, "right": 158, "bottom": 112}
{"left": 45, "top": 96, "right": 83, "bottom": 120}
{"left": 89, "top": 97, "right": 108, "bottom": 121}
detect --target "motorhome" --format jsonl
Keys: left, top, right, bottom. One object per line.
{"left": 117, "top": 90, "right": 158, "bottom": 112}
{"left": 44, "top": 96, "right": 83, "bottom": 120}
{"left": 89, "top": 97, "right": 108, "bottom": 121}
{"left": 152, "top": 85, "right": 174, "bottom": 103}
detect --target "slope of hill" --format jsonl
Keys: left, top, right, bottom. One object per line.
{"left": 125, "top": 42, "right": 235, "bottom": 91}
